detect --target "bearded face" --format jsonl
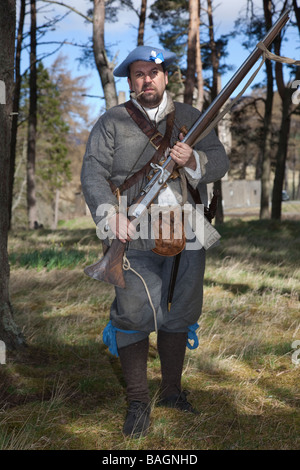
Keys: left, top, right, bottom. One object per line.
{"left": 128, "top": 61, "right": 168, "bottom": 108}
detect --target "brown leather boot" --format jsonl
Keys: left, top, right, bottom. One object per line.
{"left": 157, "top": 330, "right": 198, "bottom": 414}
{"left": 157, "top": 330, "right": 187, "bottom": 397}
{"left": 118, "top": 337, "right": 151, "bottom": 436}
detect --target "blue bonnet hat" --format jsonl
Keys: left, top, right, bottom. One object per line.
{"left": 113, "top": 45, "right": 176, "bottom": 77}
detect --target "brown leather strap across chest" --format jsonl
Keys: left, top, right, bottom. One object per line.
{"left": 124, "top": 100, "right": 166, "bottom": 150}
{"left": 108, "top": 100, "right": 175, "bottom": 195}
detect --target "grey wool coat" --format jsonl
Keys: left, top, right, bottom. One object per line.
{"left": 81, "top": 92, "right": 229, "bottom": 250}
{"left": 81, "top": 93, "right": 229, "bottom": 342}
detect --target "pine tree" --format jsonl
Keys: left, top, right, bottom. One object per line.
{"left": 15, "top": 62, "right": 71, "bottom": 227}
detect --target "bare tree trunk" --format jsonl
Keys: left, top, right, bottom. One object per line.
{"left": 260, "top": 0, "right": 274, "bottom": 219}
{"left": 184, "top": 0, "right": 199, "bottom": 105}
{"left": 195, "top": 1, "right": 204, "bottom": 111}
{"left": 207, "top": 0, "right": 224, "bottom": 224}
{"left": 137, "top": 0, "right": 147, "bottom": 46}
{"left": 52, "top": 189, "right": 60, "bottom": 229}
{"left": 0, "top": 0, "right": 26, "bottom": 350}
{"left": 292, "top": 0, "right": 300, "bottom": 204}
{"left": 207, "top": 0, "right": 220, "bottom": 102}
{"left": 9, "top": 0, "right": 26, "bottom": 230}
{"left": 271, "top": 89, "right": 292, "bottom": 220}
{"left": 293, "top": 0, "right": 300, "bottom": 27}
{"left": 12, "top": 138, "right": 27, "bottom": 213}
{"left": 271, "top": 1, "right": 299, "bottom": 219}
{"left": 297, "top": 175, "right": 300, "bottom": 200}
{"left": 37, "top": 1, "right": 118, "bottom": 110}
{"left": 27, "top": 0, "right": 38, "bottom": 229}
{"left": 93, "top": 0, "right": 118, "bottom": 110}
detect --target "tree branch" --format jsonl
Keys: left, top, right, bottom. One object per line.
{"left": 37, "top": 40, "right": 92, "bottom": 48}
{"left": 38, "top": 0, "right": 92, "bottom": 22}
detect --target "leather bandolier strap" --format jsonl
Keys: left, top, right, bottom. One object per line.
{"left": 108, "top": 100, "right": 187, "bottom": 259}
{"left": 108, "top": 100, "right": 219, "bottom": 223}
{"left": 106, "top": 99, "right": 219, "bottom": 309}
{"left": 108, "top": 100, "right": 175, "bottom": 196}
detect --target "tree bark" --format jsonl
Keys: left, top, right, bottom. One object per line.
{"left": 260, "top": 0, "right": 274, "bottom": 219}
{"left": 207, "top": 0, "right": 224, "bottom": 224}
{"left": 137, "top": 0, "right": 147, "bottom": 46}
{"left": 93, "top": 0, "right": 118, "bottom": 110}
{"left": 184, "top": 0, "right": 199, "bottom": 105}
{"left": 9, "top": 0, "right": 26, "bottom": 230}
{"left": 271, "top": 89, "right": 291, "bottom": 220}
{"left": 292, "top": 0, "right": 300, "bottom": 29}
{"left": 52, "top": 189, "right": 60, "bottom": 229}
{"left": 207, "top": 0, "right": 220, "bottom": 102}
{"left": 0, "top": 0, "right": 26, "bottom": 350}
{"left": 271, "top": 1, "right": 300, "bottom": 220}
{"left": 27, "top": 0, "right": 38, "bottom": 229}
{"left": 195, "top": 1, "right": 204, "bottom": 111}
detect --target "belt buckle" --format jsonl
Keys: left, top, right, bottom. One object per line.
{"left": 149, "top": 131, "right": 163, "bottom": 150}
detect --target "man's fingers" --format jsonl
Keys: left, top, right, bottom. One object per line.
{"left": 108, "top": 213, "right": 136, "bottom": 242}
{"left": 127, "top": 221, "right": 136, "bottom": 239}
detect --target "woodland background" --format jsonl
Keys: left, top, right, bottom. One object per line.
{"left": 5, "top": 0, "right": 300, "bottom": 233}
{"left": 0, "top": 0, "right": 299, "bottom": 450}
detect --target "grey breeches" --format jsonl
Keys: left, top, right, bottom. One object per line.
{"left": 109, "top": 247, "right": 206, "bottom": 349}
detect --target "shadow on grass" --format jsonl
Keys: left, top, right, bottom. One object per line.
{"left": 8, "top": 228, "right": 100, "bottom": 270}
{"left": 153, "top": 387, "right": 299, "bottom": 450}
{"left": 0, "top": 339, "right": 128, "bottom": 449}
{"left": 9, "top": 228, "right": 98, "bottom": 250}
{"left": 204, "top": 277, "right": 297, "bottom": 297}
{"left": 2, "top": 219, "right": 299, "bottom": 449}
{"left": 211, "top": 219, "right": 300, "bottom": 266}
{"left": 1, "top": 326, "right": 299, "bottom": 450}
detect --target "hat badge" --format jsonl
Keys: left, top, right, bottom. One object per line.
{"left": 150, "top": 50, "right": 164, "bottom": 64}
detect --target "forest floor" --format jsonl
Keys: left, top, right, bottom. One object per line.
{"left": 1, "top": 208, "right": 300, "bottom": 450}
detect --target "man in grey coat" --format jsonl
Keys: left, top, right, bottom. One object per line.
{"left": 81, "top": 45, "right": 229, "bottom": 438}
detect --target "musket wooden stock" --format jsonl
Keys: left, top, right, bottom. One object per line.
{"left": 84, "top": 10, "right": 290, "bottom": 287}
{"left": 84, "top": 238, "right": 126, "bottom": 288}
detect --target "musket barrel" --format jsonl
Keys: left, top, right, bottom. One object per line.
{"left": 184, "top": 9, "right": 290, "bottom": 147}
{"left": 83, "top": 10, "right": 290, "bottom": 287}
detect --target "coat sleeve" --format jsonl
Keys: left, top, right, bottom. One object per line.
{"left": 174, "top": 102, "right": 229, "bottom": 188}
{"left": 194, "top": 127, "right": 229, "bottom": 184}
{"left": 80, "top": 113, "right": 119, "bottom": 228}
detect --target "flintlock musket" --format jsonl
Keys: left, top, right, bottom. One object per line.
{"left": 84, "top": 10, "right": 290, "bottom": 288}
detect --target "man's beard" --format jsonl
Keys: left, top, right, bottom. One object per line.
{"left": 137, "top": 88, "right": 164, "bottom": 108}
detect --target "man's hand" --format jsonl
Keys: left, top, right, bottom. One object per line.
{"left": 170, "top": 132, "right": 196, "bottom": 170}
{"left": 108, "top": 212, "right": 136, "bottom": 243}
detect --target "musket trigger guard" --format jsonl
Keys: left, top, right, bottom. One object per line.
{"left": 150, "top": 163, "right": 165, "bottom": 184}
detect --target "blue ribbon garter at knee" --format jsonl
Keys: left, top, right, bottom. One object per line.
{"left": 102, "top": 320, "right": 139, "bottom": 357}
{"left": 187, "top": 323, "right": 199, "bottom": 350}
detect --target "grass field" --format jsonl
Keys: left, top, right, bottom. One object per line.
{"left": 1, "top": 214, "right": 299, "bottom": 450}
